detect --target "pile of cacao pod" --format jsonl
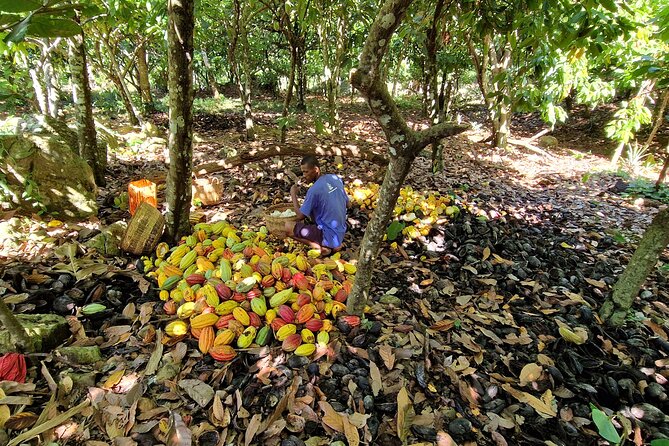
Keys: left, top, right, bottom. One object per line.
{"left": 141, "top": 221, "right": 360, "bottom": 362}
{"left": 346, "top": 180, "right": 460, "bottom": 240}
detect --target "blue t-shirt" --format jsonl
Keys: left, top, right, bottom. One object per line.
{"left": 300, "top": 174, "right": 349, "bottom": 248}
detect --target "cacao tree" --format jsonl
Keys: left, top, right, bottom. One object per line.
{"left": 600, "top": 207, "right": 669, "bottom": 326}
{"left": 165, "top": 0, "right": 195, "bottom": 243}
{"left": 347, "top": 0, "right": 468, "bottom": 314}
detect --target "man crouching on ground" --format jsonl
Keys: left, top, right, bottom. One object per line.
{"left": 284, "top": 155, "right": 350, "bottom": 256}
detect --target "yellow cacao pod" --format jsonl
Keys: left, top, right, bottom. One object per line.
{"left": 276, "top": 323, "right": 297, "bottom": 341}
{"left": 233, "top": 307, "right": 250, "bottom": 326}
{"left": 191, "top": 312, "right": 219, "bottom": 329}
{"left": 236, "top": 326, "right": 256, "bottom": 348}
{"left": 198, "top": 326, "right": 215, "bottom": 354}
{"left": 294, "top": 343, "right": 316, "bottom": 357}
{"left": 165, "top": 320, "right": 189, "bottom": 337}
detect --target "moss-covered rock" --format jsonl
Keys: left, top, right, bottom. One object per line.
{"left": 0, "top": 134, "right": 97, "bottom": 218}
{"left": 0, "top": 314, "right": 69, "bottom": 354}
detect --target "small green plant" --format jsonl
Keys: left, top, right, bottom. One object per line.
{"left": 622, "top": 143, "right": 650, "bottom": 176}
{"left": 276, "top": 114, "right": 298, "bottom": 131}
{"left": 113, "top": 192, "right": 129, "bottom": 210}
{"left": 624, "top": 179, "right": 669, "bottom": 204}
{"left": 590, "top": 404, "right": 621, "bottom": 444}
{"left": 386, "top": 220, "right": 406, "bottom": 241}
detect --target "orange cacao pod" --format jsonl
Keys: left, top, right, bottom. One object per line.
{"left": 209, "top": 345, "right": 236, "bottom": 361}
{"left": 198, "top": 326, "right": 215, "bottom": 354}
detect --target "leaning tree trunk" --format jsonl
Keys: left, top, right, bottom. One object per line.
{"left": 69, "top": 25, "right": 105, "bottom": 186}
{"left": 655, "top": 140, "right": 669, "bottom": 189}
{"left": 165, "top": 0, "right": 195, "bottom": 243}
{"left": 0, "top": 299, "right": 34, "bottom": 352}
{"left": 136, "top": 40, "right": 155, "bottom": 114}
{"left": 600, "top": 207, "right": 669, "bottom": 326}
{"left": 102, "top": 38, "right": 142, "bottom": 126}
{"left": 347, "top": 0, "right": 469, "bottom": 315}
{"left": 645, "top": 89, "right": 668, "bottom": 149}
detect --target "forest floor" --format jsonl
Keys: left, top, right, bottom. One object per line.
{"left": 1, "top": 97, "right": 669, "bottom": 446}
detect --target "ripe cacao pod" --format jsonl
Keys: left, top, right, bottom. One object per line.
{"left": 209, "top": 345, "right": 236, "bottom": 361}
{"left": 233, "top": 307, "right": 250, "bottom": 326}
{"left": 294, "top": 343, "right": 316, "bottom": 357}
{"left": 305, "top": 318, "right": 323, "bottom": 332}
{"left": 296, "top": 304, "right": 315, "bottom": 324}
{"left": 198, "top": 326, "right": 215, "bottom": 354}
{"left": 0, "top": 353, "right": 27, "bottom": 383}
{"left": 277, "top": 305, "right": 295, "bottom": 323}
{"left": 214, "top": 329, "right": 235, "bottom": 346}
{"left": 282, "top": 333, "right": 302, "bottom": 352}
{"left": 276, "top": 323, "right": 297, "bottom": 341}
{"left": 191, "top": 312, "right": 219, "bottom": 329}
{"left": 237, "top": 326, "right": 257, "bottom": 348}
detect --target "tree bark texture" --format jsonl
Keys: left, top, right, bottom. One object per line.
{"left": 656, "top": 141, "right": 669, "bottom": 189}
{"left": 317, "top": 2, "right": 347, "bottom": 133}
{"left": 600, "top": 207, "right": 669, "bottom": 326}
{"left": 347, "top": 0, "right": 469, "bottom": 314}
{"left": 201, "top": 50, "right": 220, "bottom": 98}
{"left": 69, "top": 27, "right": 105, "bottom": 186}
{"left": 425, "top": 0, "right": 444, "bottom": 125}
{"left": 228, "top": 0, "right": 255, "bottom": 141}
{"left": 100, "top": 38, "right": 142, "bottom": 126}
{"left": 136, "top": 40, "right": 155, "bottom": 114}
{"left": 0, "top": 299, "right": 34, "bottom": 352}
{"left": 280, "top": 48, "right": 297, "bottom": 143}
{"left": 645, "top": 89, "right": 668, "bottom": 149}
{"left": 166, "top": 0, "right": 195, "bottom": 243}
{"left": 296, "top": 42, "right": 307, "bottom": 112}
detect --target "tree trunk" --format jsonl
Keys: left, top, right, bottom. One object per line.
{"left": 610, "top": 142, "right": 626, "bottom": 168}
{"left": 645, "top": 89, "right": 668, "bottom": 148}
{"left": 347, "top": 154, "right": 414, "bottom": 314}
{"left": 137, "top": 40, "right": 155, "bottom": 114}
{"left": 655, "top": 141, "right": 669, "bottom": 189}
{"left": 600, "top": 207, "right": 669, "bottom": 326}
{"left": 347, "top": 0, "right": 469, "bottom": 315}
{"left": 28, "top": 64, "right": 48, "bottom": 115}
{"left": 201, "top": 50, "right": 220, "bottom": 98}
{"left": 41, "top": 39, "right": 59, "bottom": 118}
{"left": 0, "top": 299, "right": 34, "bottom": 352}
{"left": 281, "top": 48, "right": 297, "bottom": 143}
{"left": 69, "top": 25, "right": 105, "bottom": 186}
{"left": 391, "top": 46, "right": 403, "bottom": 97}
{"left": 165, "top": 0, "right": 195, "bottom": 243}
{"left": 425, "top": 0, "right": 444, "bottom": 125}
{"left": 296, "top": 41, "right": 307, "bottom": 112}
{"left": 102, "top": 38, "right": 141, "bottom": 126}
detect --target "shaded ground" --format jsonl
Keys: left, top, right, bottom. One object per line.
{"left": 1, "top": 98, "right": 668, "bottom": 446}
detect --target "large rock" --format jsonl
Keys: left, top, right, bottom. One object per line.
{"left": 0, "top": 134, "right": 97, "bottom": 218}
{"left": 0, "top": 314, "right": 69, "bottom": 354}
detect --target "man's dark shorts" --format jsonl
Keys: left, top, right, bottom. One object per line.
{"left": 293, "top": 222, "right": 323, "bottom": 245}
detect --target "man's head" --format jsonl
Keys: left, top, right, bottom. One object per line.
{"left": 300, "top": 155, "right": 320, "bottom": 183}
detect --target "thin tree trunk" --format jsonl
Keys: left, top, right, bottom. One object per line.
{"left": 600, "top": 207, "right": 669, "bottom": 326}
{"left": 296, "top": 41, "right": 307, "bottom": 112}
{"left": 42, "top": 39, "right": 58, "bottom": 118}
{"left": 348, "top": 154, "right": 414, "bottom": 314}
{"left": 202, "top": 50, "right": 220, "bottom": 98}
{"left": 28, "top": 65, "right": 48, "bottom": 115}
{"left": 645, "top": 89, "right": 668, "bottom": 148}
{"left": 102, "top": 38, "right": 141, "bottom": 126}
{"left": 610, "top": 142, "right": 626, "bottom": 168}
{"left": 281, "top": 48, "right": 297, "bottom": 143}
{"left": 0, "top": 299, "right": 34, "bottom": 352}
{"left": 69, "top": 24, "right": 105, "bottom": 186}
{"left": 655, "top": 141, "right": 669, "bottom": 189}
{"left": 391, "top": 47, "right": 402, "bottom": 97}
{"left": 136, "top": 40, "right": 155, "bottom": 114}
{"left": 165, "top": 0, "right": 195, "bottom": 243}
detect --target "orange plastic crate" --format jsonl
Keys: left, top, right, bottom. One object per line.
{"left": 128, "top": 179, "right": 157, "bottom": 216}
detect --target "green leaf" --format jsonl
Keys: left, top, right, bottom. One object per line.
{"left": 590, "top": 404, "right": 621, "bottom": 444}
{"left": 386, "top": 221, "right": 405, "bottom": 241}
{"left": 598, "top": 0, "right": 617, "bottom": 13}
{"left": 3, "top": 13, "right": 31, "bottom": 43}
{"left": 651, "top": 440, "right": 669, "bottom": 446}
{"left": 28, "top": 16, "right": 81, "bottom": 38}
{"left": 0, "top": 0, "right": 41, "bottom": 13}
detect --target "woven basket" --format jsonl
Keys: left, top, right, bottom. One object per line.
{"left": 121, "top": 202, "right": 165, "bottom": 255}
{"left": 264, "top": 203, "right": 301, "bottom": 236}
